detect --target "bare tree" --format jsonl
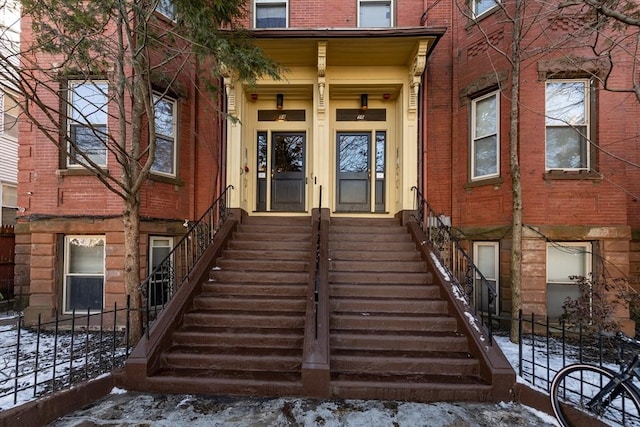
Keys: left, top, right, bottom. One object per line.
{"left": 0, "top": 0, "right": 279, "bottom": 342}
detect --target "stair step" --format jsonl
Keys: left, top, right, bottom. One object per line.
{"left": 192, "top": 296, "right": 307, "bottom": 312}
{"left": 182, "top": 312, "right": 305, "bottom": 329}
{"left": 331, "top": 298, "right": 448, "bottom": 315}
{"left": 237, "top": 224, "right": 311, "bottom": 234}
{"left": 241, "top": 216, "right": 311, "bottom": 225}
{"left": 222, "top": 249, "right": 310, "bottom": 260}
{"left": 330, "top": 260, "right": 426, "bottom": 273}
{"left": 232, "top": 232, "right": 311, "bottom": 242}
{"left": 330, "top": 332, "right": 470, "bottom": 352}
{"left": 210, "top": 271, "right": 308, "bottom": 284}
{"left": 328, "top": 233, "right": 410, "bottom": 242}
{"left": 216, "top": 259, "right": 309, "bottom": 272}
{"left": 227, "top": 240, "right": 310, "bottom": 251}
{"left": 330, "top": 217, "right": 400, "bottom": 226}
{"left": 329, "top": 241, "right": 416, "bottom": 251}
{"left": 164, "top": 351, "right": 301, "bottom": 372}
{"left": 330, "top": 250, "right": 421, "bottom": 261}
{"left": 330, "top": 314, "right": 458, "bottom": 332}
{"left": 202, "top": 282, "right": 307, "bottom": 297}
{"left": 329, "top": 271, "right": 430, "bottom": 284}
{"left": 331, "top": 353, "right": 479, "bottom": 376}
{"left": 330, "top": 283, "right": 440, "bottom": 299}
{"left": 330, "top": 225, "right": 408, "bottom": 234}
{"left": 172, "top": 329, "right": 303, "bottom": 349}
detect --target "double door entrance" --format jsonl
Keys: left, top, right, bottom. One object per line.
{"left": 255, "top": 130, "right": 387, "bottom": 213}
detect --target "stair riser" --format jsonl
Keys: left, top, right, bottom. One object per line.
{"left": 330, "top": 316, "right": 458, "bottom": 332}
{"left": 330, "top": 384, "right": 493, "bottom": 403}
{"left": 330, "top": 335, "right": 469, "bottom": 353}
{"left": 164, "top": 355, "right": 301, "bottom": 372}
{"left": 329, "top": 272, "right": 430, "bottom": 284}
{"left": 223, "top": 249, "right": 309, "bottom": 260}
{"left": 238, "top": 224, "right": 311, "bottom": 234}
{"left": 233, "top": 233, "right": 311, "bottom": 242}
{"left": 328, "top": 234, "right": 410, "bottom": 242}
{"left": 182, "top": 314, "right": 304, "bottom": 329}
{"left": 210, "top": 271, "right": 308, "bottom": 284}
{"left": 331, "top": 358, "right": 479, "bottom": 376}
{"left": 192, "top": 297, "right": 306, "bottom": 313}
{"left": 331, "top": 299, "right": 449, "bottom": 315}
{"left": 330, "top": 260, "right": 426, "bottom": 273}
{"left": 228, "top": 241, "right": 310, "bottom": 251}
{"left": 172, "top": 333, "right": 303, "bottom": 349}
{"left": 202, "top": 283, "right": 307, "bottom": 297}
{"left": 330, "top": 226, "right": 408, "bottom": 235}
{"left": 330, "top": 284, "right": 440, "bottom": 299}
{"left": 330, "top": 251, "right": 421, "bottom": 261}
{"left": 216, "top": 259, "right": 309, "bottom": 272}
{"left": 329, "top": 241, "right": 416, "bottom": 251}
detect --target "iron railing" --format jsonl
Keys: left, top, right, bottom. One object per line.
{"left": 411, "top": 186, "right": 497, "bottom": 344}
{"left": 0, "top": 298, "right": 131, "bottom": 410}
{"left": 140, "top": 185, "right": 233, "bottom": 335}
{"left": 313, "top": 186, "right": 323, "bottom": 338}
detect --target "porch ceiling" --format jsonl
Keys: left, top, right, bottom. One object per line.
{"left": 250, "top": 27, "right": 445, "bottom": 68}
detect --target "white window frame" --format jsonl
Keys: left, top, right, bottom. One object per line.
{"left": 254, "top": 0, "right": 288, "bottom": 28}
{"left": 63, "top": 235, "right": 105, "bottom": 314}
{"left": 473, "top": 241, "right": 499, "bottom": 316}
{"left": 1, "top": 183, "right": 17, "bottom": 226}
{"left": 545, "top": 79, "right": 590, "bottom": 171}
{"left": 149, "top": 236, "right": 174, "bottom": 307}
{"left": 155, "top": 0, "right": 175, "bottom": 20}
{"left": 151, "top": 94, "right": 178, "bottom": 177}
{"left": 471, "top": 91, "right": 500, "bottom": 180}
{"left": 546, "top": 242, "right": 592, "bottom": 320}
{"left": 358, "top": 0, "right": 393, "bottom": 28}
{"left": 470, "top": 0, "right": 500, "bottom": 18}
{"left": 67, "top": 80, "right": 108, "bottom": 168}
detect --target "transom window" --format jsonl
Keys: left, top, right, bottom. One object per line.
{"left": 470, "top": 0, "right": 499, "bottom": 18}
{"left": 547, "top": 242, "right": 592, "bottom": 319}
{"left": 359, "top": 0, "right": 392, "bottom": 27}
{"left": 255, "top": 0, "right": 287, "bottom": 28}
{"left": 67, "top": 81, "right": 108, "bottom": 167}
{"left": 151, "top": 94, "right": 177, "bottom": 177}
{"left": 64, "top": 236, "right": 105, "bottom": 313}
{"left": 545, "top": 80, "right": 590, "bottom": 171}
{"left": 471, "top": 91, "right": 499, "bottom": 180}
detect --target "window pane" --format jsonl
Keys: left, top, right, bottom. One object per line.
{"left": 546, "top": 126, "right": 587, "bottom": 169}
{"left": 256, "top": 4, "right": 286, "bottom": 28}
{"left": 475, "top": 95, "right": 496, "bottom": 137}
{"left": 66, "top": 276, "right": 104, "bottom": 311}
{"left": 69, "top": 125, "right": 108, "bottom": 165}
{"left": 474, "top": 135, "right": 498, "bottom": 177}
{"left": 71, "top": 82, "right": 107, "bottom": 124}
{"left": 68, "top": 237, "right": 104, "bottom": 274}
{"left": 339, "top": 134, "right": 369, "bottom": 172}
{"left": 476, "top": 245, "right": 496, "bottom": 279}
{"left": 1, "top": 185, "right": 17, "bottom": 207}
{"left": 546, "top": 82, "right": 586, "bottom": 126}
{"left": 154, "top": 98, "right": 174, "bottom": 137}
{"left": 376, "top": 132, "right": 385, "bottom": 173}
{"left": 156, "top": 0, "right": 175, "bottom": 19}
{"left": 360, "top": 1, "right": 391, "bottom": 27}
{"left": 547, "top": 245, "right": 587, "bottom": 282}
{"left": 152, "top": 136, "right": 175, "bottom": 174}
{"left": 257, "top": 132, "right": 267, "bottom": 172}
{"left": 474, "top": 0, "right": 498, "bottom": 16}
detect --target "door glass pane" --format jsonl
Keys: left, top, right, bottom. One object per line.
{"left": 376, "top": 132, "right": 385, "bottom": 173}
{"left": 273, "top": 134, "right": 303, "bottom": 172}
{"left": 257, "top": 132, "right": 267, "bottom": 173}
{"left": 339, "top": 134, "right": 369, "bottom": 172}
{"left": 476, "top": 245, "right": 496, "bottom": 279}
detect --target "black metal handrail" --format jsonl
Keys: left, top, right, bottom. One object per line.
{"left": 313, "top": 186, "right": 322, "bottom": 338}
{"left": 140, "top": 185, "right": 233, "bottom": 336}
{"left": 411, "top": 186, "right": 497, "bottom": 344}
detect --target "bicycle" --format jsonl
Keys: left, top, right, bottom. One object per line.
{"left": 550, "top": 332, "right": 640, "bottom": 426}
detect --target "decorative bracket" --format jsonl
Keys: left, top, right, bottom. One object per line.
{"left": 220, "top": 63, "right": 236, "bottom": 117}
{"left": 409, "top": 39, "right": 429, "bottom": 113}
{"left": 317, "top": 41, "right": 327, "bottom": 114}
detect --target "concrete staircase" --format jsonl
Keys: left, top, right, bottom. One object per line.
{"left": 328, "top": 217, "right": 492, "bottom": 401}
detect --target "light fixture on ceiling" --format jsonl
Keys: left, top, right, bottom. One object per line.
{"left": 361, "top": 93, "right": 368, "bottom": 111}
{"left": 276, "top": 93, "right": 284, "bottom": 110}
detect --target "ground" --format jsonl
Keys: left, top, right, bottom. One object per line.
{"left": 47, "top": 389, "right": 559, "bottom": 426}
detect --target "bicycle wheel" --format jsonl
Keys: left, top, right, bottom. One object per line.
{"left": 550, "top": 363, "right": 640, "bottom": 427}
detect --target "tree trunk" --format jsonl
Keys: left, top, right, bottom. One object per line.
{"left": 123, "top": 196, "right": 142, "bottom": 344}
{"left": 510, "top": 0, "right": 524, "bottom": 342}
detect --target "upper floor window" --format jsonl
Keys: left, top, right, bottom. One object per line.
{"left": 151, "top": 94, "right": 177, "bottom": 177}
{"left": 255, "top": 0, "right": 287, "bottom": 28}
{"left": 546, "top": 242, "right": 591, "bottom": 319}
{"left": 471, "top": 91, "right": 499, "bottom": 180}
{"left": 67, "top": 81, "right": 108, "bottom": 167}
{"left": 545, "top": 80, "right": 590, "bottom": 171}
{"left": 155, "top": 0, "right": 175, "bottom": 20}
{"left": 0, "top": 89, "right": 19, "bottom": 139}
{"left": 359, "top": 0, "right": 392, "bottom": 27}
{"left": 470, "top": 0, "right": 499, "bottom": 18}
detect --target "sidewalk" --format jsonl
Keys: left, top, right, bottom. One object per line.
{"left": 47, "top": 389, "right": 560, "bottom": 426}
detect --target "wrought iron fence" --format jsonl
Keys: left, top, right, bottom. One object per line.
{"left": 0, "top": 298, "right": 131, "bottom": 410}
{"left": 140, "top": 185, "right": 233, "bottom": 335}
{"left": 411, "top": 186, "right": 497, "bottom": 344}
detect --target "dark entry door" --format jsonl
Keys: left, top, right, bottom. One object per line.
{"left": 336, "top": 132, "right": 371, "bottom": 212}
{"left": 271, "top": 132, "right": 306, "bottom": 211}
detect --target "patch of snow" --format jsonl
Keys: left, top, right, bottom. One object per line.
{"left": 429, "top": 252, "right": 451, "bottom": 282}
{"left": 110, "top": 387, "right": 127, "bottom": 395}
